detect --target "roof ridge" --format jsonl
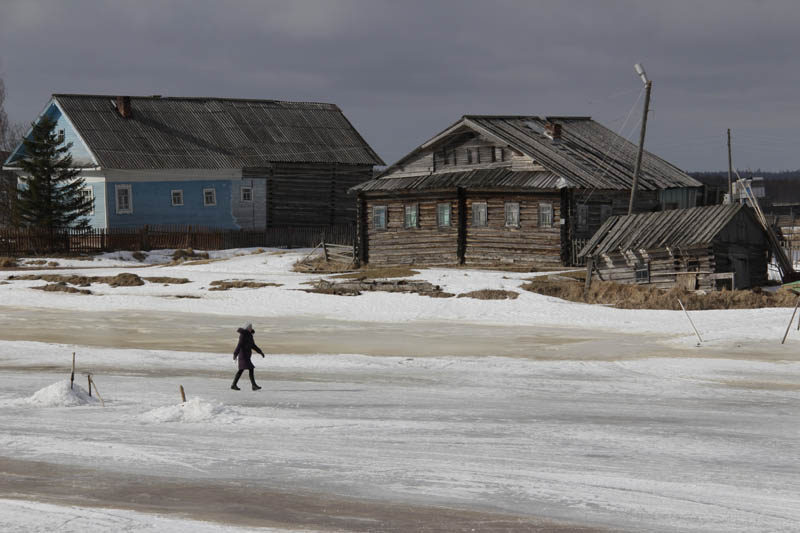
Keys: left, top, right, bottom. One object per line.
{"left": 52, "top": 94, "right": 340, "bottom": 109}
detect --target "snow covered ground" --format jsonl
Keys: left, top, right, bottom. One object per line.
{"left": 1, "top": 249, "right": 799, "bottom": 531}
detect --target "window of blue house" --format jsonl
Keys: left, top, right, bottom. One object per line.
{"left": 115, "top": 184, "right": 132, "bottom": 214}
{"left": 203, "top": 188, "right": 216, "bottom": 207}
{"left": 171, "top": 189, "right": 184, "bottom": 206}
{"left": 80, "top": 187, "right": 94, "bottom": 215}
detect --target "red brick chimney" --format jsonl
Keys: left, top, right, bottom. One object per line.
{"left": 116, "top": 96, "right": 133, "bottom": 119}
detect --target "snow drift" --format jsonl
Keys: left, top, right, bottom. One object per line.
{"left": 27, "top": 381, "right": 99, "bottom": 407}
{"left": 140, "top": 398, "right": 231, "bottom": 423}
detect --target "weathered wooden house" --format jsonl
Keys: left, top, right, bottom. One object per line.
{"left": 351, "top": 115, "right": 702, "bottom": 268}
{"left": 578, "top": 203, "right": 769, "bottom": 290}
{"left": 2, "top": 94, "right": 383, "bottom": 229}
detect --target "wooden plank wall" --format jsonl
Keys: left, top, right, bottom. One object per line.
{"left": 570, "top": 190, "right": 660, "bottom": 240}
{"left": 463, "top": 194, "right": 562, "bottom": 268}
{"left": 596, "top": 247, "right": 716, "bottom": 290}
{"left": 365, "top": 194, "right": 460, "bottom": 266}
{"left": 244, "top": 164, "right": 372, "bottom": 227}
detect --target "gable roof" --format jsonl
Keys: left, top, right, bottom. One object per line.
{"left": 361, "top": 115, "right": 699, "bottom": 192}
{"left": 579, "top": 203, "right": 754, "bottom": 257}
{"left": 15, "top": 94, "right": 383, "bottom": 170}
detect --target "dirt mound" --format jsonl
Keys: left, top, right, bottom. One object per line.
{"left": 9, "top": 272, "right": 145, "bottom": 287}
{"left": 143, "top": 276, "right": 191, "bottom": 285}
{"left": 208, "top": 280, "right": 282, "bottom": 291}
{"left": 522, "top": 278, "right": 798, "bottom": 310}
{"left": 457, "top": 289, "right": 519, "bottom": 300}
{"left": 0, "top": 257, "right": 18, "bottom": 268}
{"left": 32, "top": 282, "right": 91, "bottom": 295}
{"left": 307, "top": 279, "right": 451, "bottom": 297}
{"left": 332, "top": 266, "right": 420, "bottom": 280}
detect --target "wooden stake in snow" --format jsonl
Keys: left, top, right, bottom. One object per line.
{"left": 87, "top": 374, "right": 92, "bottom": 396}
{"left": 781, "top": 295, "right": 800, "bottom": 344}
{"left": 88, "top": 375, "right": 105, "bottom": 407}
{"left": 70, "top": 352, "right": 75, "bottom": 390}
{"left": 678, "top": 299, "right": 703, "bottom": 345}
{"left": 180, "top": 385, "right": 186, "bottom": 403}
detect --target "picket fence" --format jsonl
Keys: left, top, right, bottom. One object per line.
{"left": 0, "top": 224, "right": 355, "bottom": 256}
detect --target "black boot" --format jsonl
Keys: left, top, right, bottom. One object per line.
{"left": 249, "top": 369, "right": 261, "bottom": 391}
{"left": 231, "top": 369, "right": 244, "bottom": 390}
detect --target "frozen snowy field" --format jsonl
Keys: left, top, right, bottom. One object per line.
{"left": 1, "top": 249, "right": 799, "bottom": 531}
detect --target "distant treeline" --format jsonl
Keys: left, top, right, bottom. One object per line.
{"left": 690, "top": 170, "right": 800, "bottom": 205}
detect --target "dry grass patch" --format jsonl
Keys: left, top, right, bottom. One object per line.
{"left": 457, "top": 289, "right": 519, "bottom": 300}
{"left": 0, "top": 257, "right": 18, "bottom": 268}
{"left": 143, "top": 276, "right": 191, "bottom": 285}
{"left": 293, "top": 255, "right": 355, "bottom": 274}
{"left": 132, "top": 251, "right": 147, "bottom": 262}
{"left": 522, "top": 278, "right": 798, "bottom": 310}
{"left": 8, "top": 272, "right": 145, "bottom": 287}
{"left": 332, "top": 266, "right": 421, "bottom": 280}
{"left": 208, "top": 280, "right": 282, "bottom": 291}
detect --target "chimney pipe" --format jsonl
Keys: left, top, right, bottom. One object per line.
{"left": 116, "top": 96, "right": 132, "bottom": 119}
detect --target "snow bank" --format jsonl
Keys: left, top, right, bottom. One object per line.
{"left": 140, "top": 397, "right": 232, "bottom": 423}
{"left": 27, "top": 381, "right": 99, "bottom": 407}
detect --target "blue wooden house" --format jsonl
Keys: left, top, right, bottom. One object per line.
{"left": 2, "top": 94, "right": 383, "bottom": 229}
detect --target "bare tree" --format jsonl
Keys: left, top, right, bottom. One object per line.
{"left": 1, "top": 76, "right": 25, "bottom": 227}
{"left": 0, "top": 77, "right": 25, "bottom": 152}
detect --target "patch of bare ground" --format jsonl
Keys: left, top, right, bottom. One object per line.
{"left": 306, "top": 279, "right": 452, "bottom": 297}
{"left": 0, "top": 257, "right": 18, "bottom": 268}
{"left": 331, "top": 266, "right": 421, "bottom": 280}
{"left": 32, "top": 282, "right": 91, "bottom": 295}
{"left": 142, "top": 276, "right": 191, "bottom": 284}
{"left": 131, "top": 251, "right": 147, "bottom": 262}
{"left": 521, "top": 278, "right": 798, "bottom": 310}
{"left": 208, "top": 280, "right": 282, "bottom": 291}
{"left": 458, "top": 289, "right": 519, "bottom": 300}
{"left": 160, "top": 294, "right": 202, "bottom": 299}
{"left": 171, "top": 248, "right": 209, "bottom": 261}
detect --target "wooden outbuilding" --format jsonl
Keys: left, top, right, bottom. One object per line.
{"left": 578, "top": 203, "right": 769, "bottom": 290}
{"left": 351, "top": 115, "right": 702, "bottom": 268}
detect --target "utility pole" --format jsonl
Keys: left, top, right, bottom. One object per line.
{"left": 628, "top": 64, "right": 652, "bottom": 216}
{"left": 727, "top": 128, "right": 733, "bottom": 203}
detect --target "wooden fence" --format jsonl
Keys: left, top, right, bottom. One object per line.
{"left": 0, "top": 224, "right": 355, "bottom": 256}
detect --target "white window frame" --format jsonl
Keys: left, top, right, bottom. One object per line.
{"left": 437, "top": 202, "right": 451, "bottom": 227}
{"left": 373, "top": 205, "right": 387, "bottom": 230}
{"left": 171, "top": 189, "right": 184, "bottom": 206}
{"left": 203, "top": 188, "right": 217, "bottom": 207}
{"left": 504, "top": 202, "right": 520, "bottom": 227}
{"left": 80, "top": 186, "right": 94, "bottom": 215}
{"left": 241, "top": 186, "right": 253, "bottom": 202}
{"left": 115, "top": 184, "right": 132, "bottom": 215}
{"left": 404, "top": 204, "right": 419, "bottom": 228}
{"left": 538, "top": 201, "right": 553, "bottom": 227}
{"left": 472, "top": 202, "right": 488, "bottom": 227}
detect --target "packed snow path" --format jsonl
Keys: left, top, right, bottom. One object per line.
{"left": 0, "top": 343, "right": 798, "bottom": 532}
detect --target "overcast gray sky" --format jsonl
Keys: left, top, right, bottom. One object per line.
{"left": 1, "top": 0, "right": 798, "bottom": 171}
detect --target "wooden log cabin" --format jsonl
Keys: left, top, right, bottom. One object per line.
{"left": 351, "top": 115, "right": 702, "bottom": 268}
{"left": 578, "top": 204, "right": 769, "bottom": 290}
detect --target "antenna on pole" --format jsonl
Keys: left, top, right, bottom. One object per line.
{"left": 727, "top": 128, "right": 733, "bottom": 203}
{"left": 628, "top": 63, "right": 653, "bottom": 216}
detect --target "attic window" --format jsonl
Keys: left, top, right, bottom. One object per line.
{"left": 466, "top": 149, "right": 473, "bottom": 164}
{"left": 56, "top": 129, "right": 65, "bottom": 144}
{"left": 635, "top": 262, "right": 650, "bottom": 283}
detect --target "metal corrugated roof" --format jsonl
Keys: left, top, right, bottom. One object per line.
{"left": 366, "top": 115, "right": 700, "bottom": 193}
{"left": 352, "top": 168, "right": 562, "bottom": 192}
{"left": 579, "top": 203, "right": 750, "bottom": 257}
{"left": 52, "top": 94, "right": 383, "bottom": 169}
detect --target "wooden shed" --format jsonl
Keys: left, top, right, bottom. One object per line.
{"left": 351, "top": 115, "right": 702, "bottom": 268}
{"left": 578, "top": 204, "right": 770, "bottom": 290}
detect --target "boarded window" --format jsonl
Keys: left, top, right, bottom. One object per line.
{"left": 577, "top": 204, "right": 588, "bottom": 230}
{"left": 538, "top": 202, "right": 553, "bottom": 227}
{"left": 635, "top": 262, "right": 650, "bottom": 283}
{"left": 495, "top": 147, "right": 505, "bottom": 162}
{"left": 475, "top": 148, "right": 481, "bottom": 164}
{"left": 373, "top": 206, "right": 387, "bottom": 230}
{"left": 504, "top": 202, "right": 520, "bottom": 227}
{"left": 472, "top": 202, "right": 488, "bottom": 227}
{"left": 115, "top": 184, "right": 132, "bottom": 214}
{"left": 467, "top": 149, "right": 473, "bottom": 164}
{"left": 171, "top": 189, "right": 184, "bottom": 206}
{"left": 686, "top": 259, "right": 699, "bottom": 272}
{"left": 404, "top": 204, "right": 419, "bottom": 228}
{"left": 437, "top": 203, "right": 451, "bottom": 227}
{"left": 241, "top": 186, "right": 252, "bottom": 202}
{"left": 600, "top": 204, "right": 612, "bottom": 223}
{"left": 203, "top": 188, "right": 217, "bottom": 206}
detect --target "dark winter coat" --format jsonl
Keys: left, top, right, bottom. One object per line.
{"left": 233, "top": 328, "right": 264, "bottom": 370}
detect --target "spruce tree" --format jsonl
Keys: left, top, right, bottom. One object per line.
{"left": 16, "top": 116, "right": 94, "bottom": 231}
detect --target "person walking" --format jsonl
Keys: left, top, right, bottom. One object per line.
{"left": 232, "top": 323, "right": 265, "bottom": 391}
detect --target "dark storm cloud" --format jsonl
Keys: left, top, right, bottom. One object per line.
{"left": 1, "top": 0, "right": 799, "bottom": 170}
